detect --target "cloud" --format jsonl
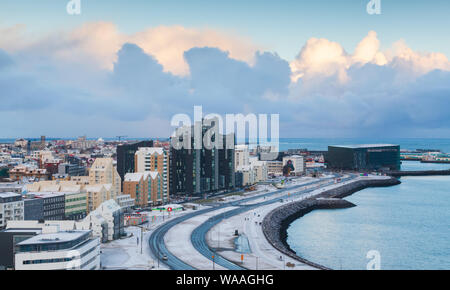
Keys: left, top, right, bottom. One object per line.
{"left": 0, "top": 22, "right": 259, "bottom": 76}
{"left": 0, "top": 25, "right": 449, "bottom": 138}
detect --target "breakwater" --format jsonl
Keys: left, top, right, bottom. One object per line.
{"left": 261, "top": 177, "right": 401, "bottom": 270}
{"left": 388, "top": 169, "right": 450, "bottom": 177}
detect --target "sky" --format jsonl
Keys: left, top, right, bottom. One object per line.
{"left": 0, "top": 0, "right": 449, "bottom": 138}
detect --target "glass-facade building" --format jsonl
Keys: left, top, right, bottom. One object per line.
{"left": 327, "top": 144, "right": 401, "bottom": 171}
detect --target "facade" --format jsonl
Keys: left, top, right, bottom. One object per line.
{"left": 24, "top": 193, "right": 66, "bottom": 221}
{"left": 123, "top": 172, "right": 163, "bottom": 207}
{"left": 267, "top": 161, "right": 283, "bottom": 176}
{"left": 24, "top": 198, "right": 44, "bottom": 221}
{"left": 116, "top": 141, "right": 153, "bottom": 186}
{"left": 135, "top": 147, "right": 170, "bottom": 203}
{"left": 0, "top": 183, "right": 24, "bottom": 194}
{"left": 123, "top": 172, "right": 149, "bottom": 207}
{"left": 327, "top": 144, "right": 401, "bottom": 171}
{"left": 91, "top": 199, "right": 124, "bottom": 241}
{"left": 24, "top": 181, "right": 87, "bottom": 220}
{"left": 0, "top": 228, "right": 41, "bottom": 270}
{"left": 170, "top": 121, "right": 235, "bottom": 196}
{"left": 115, "top": 194, "right": 135, "bottom": 212}
{"left": 9, "top": 165, "right": 49, "bottom": 182}
{"left": 58, "top": 163, "right": 86, "bottom": 176}
{"left": 88, "top": 158, "right": 121, "bottom": 200}
{"left": 0, "top": 193, "right": 24, "bottom": 229}
{"left": 85, "top": 184, "right": 111, "bottom": 213}
{"left": 249, "top": 157, "right": 268, "bottom": 183}
{"left": 235, "top": 144, "right": 250, "bottom": 170}
{"left": 64, "top": 191, "right": 87, "bottom": 220}
{"left": 282, "top": 155, "right": 306, "bottom": 176}
{"left": 14, "top": 230, "right": 100, "bottom": 270}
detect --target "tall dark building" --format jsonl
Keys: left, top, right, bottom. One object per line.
{"left": 327, "top": 144, "right": 401, "bottom": 171}
{"left": 116, "top": 140, "right": 153, "bottom": 186}
{"left": 170, "top": 121, "right": 235, "bottom": 196}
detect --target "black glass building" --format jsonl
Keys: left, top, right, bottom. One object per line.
{"left": 327, "top": 144, "right": 401, "bottom": 171}
{"left": 116, "top": 140, "right": 153, "bottom": 187}
{"left": 170, "top": 121, "right": 235, "bottom": 196}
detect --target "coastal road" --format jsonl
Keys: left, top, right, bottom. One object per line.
{"left": 149, "top": 175, "right": 347, "bottom": 270}
{"left": 191, "top": 174, "right": 356, "bottom": 270}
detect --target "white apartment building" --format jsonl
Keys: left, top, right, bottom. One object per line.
{"left": 235, "top": 144, "right": 250, "bottom": 170}
{"left": 89, "top": 158, "right": 121, "bottom": 200}
{"left": 115, "top": 194, "right": 135, "bottom": 211}
{"left": 282, "top": 155, "right": 305, "bottom": 175}
{"left": 14, "top": 230, "right": 100, "bottom": 270}
{"left": 0, "top": 192, "right": 24, "bottom": 229}
{"left": 249, "top": 157, "right": 268, "bottom": 183}
{"left": 267, "top": 161, "right": 283, "bottom": 176}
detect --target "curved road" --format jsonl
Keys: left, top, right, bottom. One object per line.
{"left": 191, "top": 174, "right": 355, "bottom": 270}
{"left": 149, "top": 174, "right": 349, "bottom": 270}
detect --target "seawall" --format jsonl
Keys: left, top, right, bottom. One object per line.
{"left": 261, "top": 177, "right": 401, "bottom": 270}
{"left": 388, "top": 169, "right": 450, "bottom": 177}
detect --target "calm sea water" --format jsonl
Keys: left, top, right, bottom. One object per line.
{"left": 2, "top": 137, "right": 450, "bottom": 153}
{"left": 287, "top": 162, "right": 450, "bottom": 270}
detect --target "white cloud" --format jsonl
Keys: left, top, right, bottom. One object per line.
{"left": 0, "top": 22, "right": 259, "bottom": 76}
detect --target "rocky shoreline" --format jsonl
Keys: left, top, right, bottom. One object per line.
{"left": 261, "top": 177, "right": 401, "bottom": 270}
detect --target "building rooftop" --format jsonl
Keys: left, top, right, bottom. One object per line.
{"left": 17, "top": 230, "right": 90, "bottom": 246}
{"left": 329, "top": 144, "right": 399, "bottom": 149}
{"left": 0, "top": 192, "right": 21, "bottom": 198}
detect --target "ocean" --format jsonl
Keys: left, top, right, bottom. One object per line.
{"left": 286, "top": 160, "right": 450, "bottom": 270}
{"left": 2, "top": 137, "right": 450, "bottom": 153}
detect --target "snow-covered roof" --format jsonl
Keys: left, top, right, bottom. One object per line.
{"left": 124, "top": 172, "right": 144, "bottom": 182}
{"left": 17, "top": 230, "right": 90, "bottom": 246}
{"left": 136, "top": 147, "right": 165, "bottom": 156}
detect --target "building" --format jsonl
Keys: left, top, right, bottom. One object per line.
{"left": 85, "top": 184, "right": 112, "bottom": 213}
{"left": 0, "top": 183, "right": 24, "bottom": 194}
{"left": 135, "top": 147, "right": 170, "bottom": 203}
{"left": 24, "top": 181, "right": 87, "bottom": 220}
{"left": 267, "top": 161, "right": 283, "bottom": 176}
{"left": 235, "top": 144, "right": 250, "bottom": 170}
{"left": 282, "top": 155, "right": 306, "bottom": 176}
{"left": 23, "top": 198, "right": 44, "bottom": 221}
{"left": 9, "top": 165, "right": 49, "bottom": 182}
{"left": 58, "top": 163, "right": 86, "bottom": 176}
{"left": 0, "top": 193, "right": 24, "bottom": 229}
{"left": 115, "top": 194, "right": 135, "bottom": 212}
{"left": 0, "top": 228, "right": 41, "bottom": 270}
{"left": 249, "top": 157, "right": 268, "bottom": 183}
{"left": 123, "top": 172, "right": 149, "bottom": 207}
{"left": 170, "top": 121, "right": 235, "bottom": 196}
{"left": 64, "top": 191, "right": 87, "bottom": 220}
{"left": 88, "top": 158, "right": 121, "bottom": 201}
{"left": 89, "top": 199, "right": 124, "bottom": 241}
{"left": 14, "top": 230, "right": 100, "bottom": 270}
{"left": 7, "top": 199, "right": 123, "bottom": 245}
{"left": 123, "top": 172, "right": 163, "bottom": 207}
{"left": 24, "top": 193, "right": 66, "bottom": 221}
{"left": 116, "top": 140, "right": 153, "bottom": 187}
{"left": 327, "top": 144, "right": 401, "bottom": 171}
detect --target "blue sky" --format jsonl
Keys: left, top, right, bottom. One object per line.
{"left": 1, "top": 0, "right": 449, "bottom": 60}
{"left": 0, "top": 0, "right": 449, "bottom": 138}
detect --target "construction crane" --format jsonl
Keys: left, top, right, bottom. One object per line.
{"left": 116, "top": 135, "right": 128, "bottom": 142}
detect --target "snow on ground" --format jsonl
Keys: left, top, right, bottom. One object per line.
{"left": 100, "top": 206, "right": 205, "bottom": 270}
{"left": 164, "top": 206, "right": 239, "bottom": 270}
{"left": 206, "top": 175, "right": 387, "bottom": 270}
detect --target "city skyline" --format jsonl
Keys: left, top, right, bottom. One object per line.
{"left": 1, "top": 0, "right": 450, "bottom": 138}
